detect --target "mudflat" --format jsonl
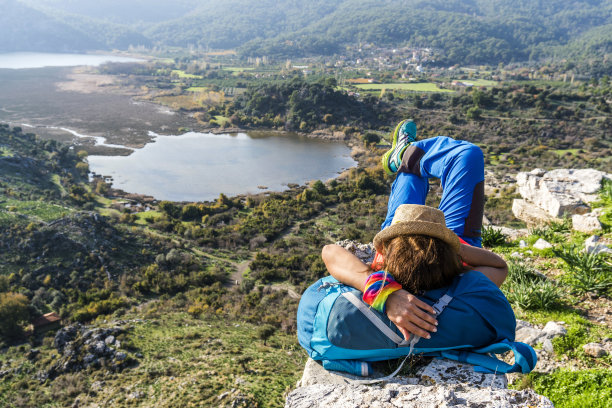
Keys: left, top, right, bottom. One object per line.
{"left": 0, "top": 66, "right": 199, "bottom": 152}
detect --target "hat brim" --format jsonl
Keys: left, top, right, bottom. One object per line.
{"left": 373, "top": 220, "right": 460, "bottom": 254}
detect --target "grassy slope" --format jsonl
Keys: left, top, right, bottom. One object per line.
{"left": 0, "top": 311, "right": 303, "bottom": 408}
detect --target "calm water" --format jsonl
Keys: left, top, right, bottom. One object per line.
{"left": 0, "top": 52, "right": 143, "bottom": 69}
{"left": 0, "top": 52, "right": 356, "bottom": 201}
{"left": 87, "top": 131, "right": 356, "bottom": 201}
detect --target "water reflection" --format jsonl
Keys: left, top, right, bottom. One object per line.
{"left": 87, "top": 131, "right": 356, "bottom": 202}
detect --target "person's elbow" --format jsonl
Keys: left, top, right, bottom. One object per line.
{"left": 321, "top": 244, "right": 340, "bottom": 264}
{"left": 499, "top": 261, "right": 509, "bottom": 285}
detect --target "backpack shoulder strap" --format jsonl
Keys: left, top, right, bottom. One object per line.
{"left": 438, "top": 339, "right": 537, "bottom": 374}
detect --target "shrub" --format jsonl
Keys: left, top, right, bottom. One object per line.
{"left": 554, "top": 246, "right": 612, "bottom": 295}
{"left": 72, "top": 295, "right": 129, "bottom": 322}
{"left": 0, "top": 292, "right": 29, "bottom": 339}
{"left": 599, "top": 178, "right": 612, "bottom": 202}
{"left": 502, "top": 262, "right": 562, "bottom": 310}
{"left": 481, "top": 226, "right": 507, "bottom": 247}
{"left": 362, "top": 132, "right": 381, "bottom": 145}
{"left": 257, "top": 324, "right": 276, "bottom": 345}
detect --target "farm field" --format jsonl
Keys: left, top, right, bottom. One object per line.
{"left": 355, "top": 82, "right": 454, "bottom": 92}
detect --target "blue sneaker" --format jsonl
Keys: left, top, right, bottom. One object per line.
{"left": 381, "top": 119, "right": 417, "bottom": 175}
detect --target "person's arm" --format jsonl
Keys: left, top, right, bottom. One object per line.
{"left": 459, "top": 243, "right": 508, "bottom": 287}
{"left": 321, "top": 244, "right": 438, "bottom": 339}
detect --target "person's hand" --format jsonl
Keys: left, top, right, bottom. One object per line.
{"left": 385, "top": 289, "right": 438, "bottom": 340}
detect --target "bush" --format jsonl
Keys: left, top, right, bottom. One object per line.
{"left": 72, "top": 295, "right": 129, "bottom": 322}
{"left": 0, "top": 292, "right": 29, "bottom": 338}
{"left": 481, "top": 226, "right": 507, "bottom": 247}
{"left": 502, "top": 262, "right": 562, "bottom": 310}
{"left": 554, "top": 246, "right": 612, "bottom": 295}
{"left": 257, "top": 324, "right": 276, "bottom": 345}
{"left": 362, "top": 132, "right": 381, "bottom": 145}
{"left": 466, "top": 106, "right": 482, "bottom": 120}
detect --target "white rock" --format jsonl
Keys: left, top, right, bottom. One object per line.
{"left": 497, "top": 226, "right": 529, "bottom": 240}
{"left": 417, "top": 358, "right": 507, "bottom": 389}
{"left": 583, "top": 343, "right": 608, "bottom": 358}
{"left": 336, "top": 240, "right": 376, "bottom": 264}
{"left": 512, "top": 199, "right": 558, "bottom": 226}
{"left": 516, "top": 326, "right": 544, "bottom": 346}
{"left": 542, "top": 322, "right": 567, "bottom": 339}
{"left": 285, "top": 376, "right": 554, "bottom": 408}
{"left": 530, "top": 168, "right": 547, "bottom": 176}
{"left": 572, "top": 213, "right": 602, "bottom": 233}
{"left": 296, "top": 358, "right": 368, "bottom": 388}
{"left": 515, "top": 168, "right": 611, "bottom": 218}
{"left": 542, "top": 339, "right": 554, "bottom": 354}
{"left": 534, "top": 238, "right": 553, "bottom": 250}
{"left": 584, "top": 235, "right": 612, "bottom": 255}
{"left": 519, "top": 240, "right": 527, "bottom": 248}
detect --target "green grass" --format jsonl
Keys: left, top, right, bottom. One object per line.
{"left": 186, "top": 86, "right": 208, "bottom": 92}
{"left": 213, "top": 115, "right": 230, "bottom": 125}
{"left": 222, "top": 67, "right": 254, "bottom": 72}
{"left": 0, "top": 209, "right": 20, "bottom": 226}
{"left": 519, "top": 369, "right": 612, "bottom": 408}
{"left": 0, "top": 310, "right": 305, "bottom": 408}
{"left": 552, "top": 148, "right": 580, "bottom": 157}
{"left": 126, "top": 312, "right": 304, "bottom": 407}
{"left": 458, "top": 79, "right": 499, "bottom": 87}
{"left": 0, "top": 199, "right": 71, "bottom": 222}
{"left": 171, "top": 70, "right": 203, "bottom": 79}
{"left": 50, "top": 174, "right": 67, "bottom": 196}
{"left": 0, "top": 146, "right": 14, "bottom": 157}
{"left": 355, "top": 83, "right": 455, "bottom": 92}
{"left": 133, "top": 210, "right": 162, "bottom": 225}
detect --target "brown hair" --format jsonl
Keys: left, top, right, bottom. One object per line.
{"left": 383, "top": 234, "right": 462, "bottom": 294}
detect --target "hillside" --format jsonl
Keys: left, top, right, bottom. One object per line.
{"left": 0, "top": 0, "right": 102, "bottom": 53}
{"left": 5, "top": 0, "right": 612, "bottom": 67}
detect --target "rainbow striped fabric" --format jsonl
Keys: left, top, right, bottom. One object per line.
{"left": 362, "top": 271, "right": 402, "bottom": 313}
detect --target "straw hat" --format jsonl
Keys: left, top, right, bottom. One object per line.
{"left": 373, "top": 204, "right": 460, "bottom": 253}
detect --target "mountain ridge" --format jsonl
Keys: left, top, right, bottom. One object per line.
{"left": 3, "top": 0, "right": 611, "bottom": 66}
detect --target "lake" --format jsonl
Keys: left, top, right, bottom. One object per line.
{"left": 0, "top": 52, "right": 143, "bottom": 69}
{"left": 0, "top": 52, "right": 356, "bottom": 201}
{"left": 87, "top": 131, "right": 356, "bottom": 202}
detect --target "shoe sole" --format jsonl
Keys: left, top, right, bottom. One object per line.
{"left": 381, "top": 119, "right": 410, "bottom": 175}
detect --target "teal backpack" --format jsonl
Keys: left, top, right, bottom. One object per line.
{"left": 297, "top": 271, "right": 537, "bottom": 377}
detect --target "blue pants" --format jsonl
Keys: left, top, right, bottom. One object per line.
{"left": 382, "top": 136, "right": 484, "bottom": 247}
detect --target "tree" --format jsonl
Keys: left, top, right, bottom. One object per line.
{"left": 466, "top": 107, "right": 482, "bottom": 121}
{"left": 257, "top": 324, "right": 276, "bottom": 346}
{"left": 362, "top": 132, "right": 381, "bottom": 145}
{"left": 0, "top": 292, "right": 29, "bottom": 339}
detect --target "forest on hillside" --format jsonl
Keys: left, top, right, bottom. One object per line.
{"left": 2, "top": 0, "right": 611, "bottom": 68}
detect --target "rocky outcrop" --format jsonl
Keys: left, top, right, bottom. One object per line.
{"left": 286, "top": 358, "right": 553, "bottom": 408}
{"left": 335, "top": 239, "right": 376, "bottom": 264}
{"left": 513, "top": 168, "right": 611, "bottom": 227}
{"left": 36, "top": 321, "right": 139, "bottom": 382}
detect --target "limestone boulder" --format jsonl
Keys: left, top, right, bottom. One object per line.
{"left": 286, "top": 358, "right": 553, "bottom": 408}
{"left": 514, "top": 169, "right": 611, "bottom": 227}
{"left": 585, "top": 235, "right": 612, "bottom": 255}
{"left": 516, "top": 169, "right": 610, "bottom": 217}
{"left": 512, "top": 199, "right": 558, "bottom": 226}
{"left": 572, "top": 212, "right": 603, "bottom": 233}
